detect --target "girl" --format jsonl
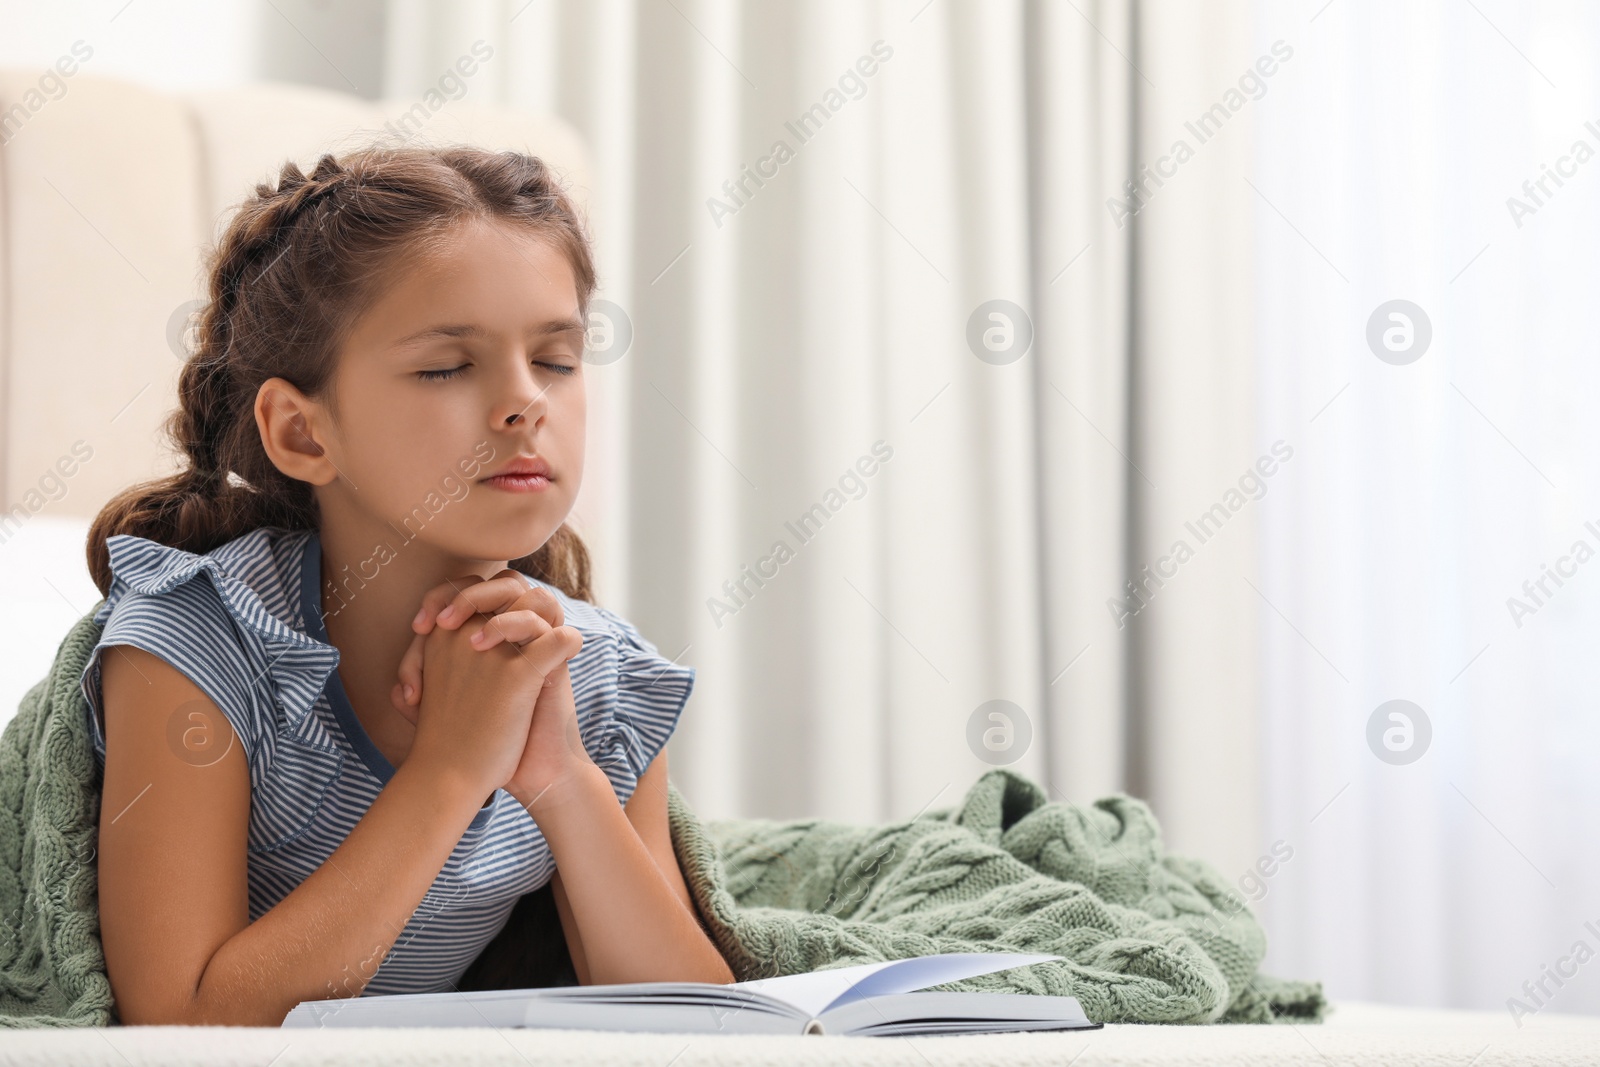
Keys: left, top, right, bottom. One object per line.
{"left": 80, "top": 146, "right": 733, "bottom": 1026}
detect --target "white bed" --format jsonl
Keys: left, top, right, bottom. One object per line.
{"left": 0, "top": 1002, "right": 1594, "bottom": 1065}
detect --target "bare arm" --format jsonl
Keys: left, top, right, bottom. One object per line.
{"left": 514, "top": 749, "right": 732, "bottom": 987}
{"left": 548, "top": 872, "right": 589, "bottom": 985}
{"left": 547, "top": 749, "right": 703, "bottom": 985}
{"left": 97, "top": 645, "right": 492, "bottom": 1025}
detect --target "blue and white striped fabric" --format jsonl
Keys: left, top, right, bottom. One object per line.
{"left": 79, "top": 525, "right": 694, "bottom": 996}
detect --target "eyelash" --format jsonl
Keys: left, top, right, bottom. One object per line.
{"left": 417, "top": 361, "right": 576, "bottom": 382}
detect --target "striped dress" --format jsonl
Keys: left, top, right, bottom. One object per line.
{"left": 79, "top": 525, "right": 694, "bottom": 996}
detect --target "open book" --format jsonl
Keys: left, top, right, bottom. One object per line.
{"left": 281, "top": 952, "right": 1102, "bottom": 1036}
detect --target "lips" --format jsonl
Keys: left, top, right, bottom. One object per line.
{"left": 481, "top": 455, "right": 551, "bottom": 481}
{"left": 479, "top": 454, "right": 554, "bottom": 494}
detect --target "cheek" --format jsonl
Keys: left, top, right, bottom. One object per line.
{"left": 347, "top": 390, "right": 476, "bottom": 484}
{"left": 556, "top": 389, "right": 586, "bottom": 478}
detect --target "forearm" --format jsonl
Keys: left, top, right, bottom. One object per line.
{"left": 519, "top": 764, "right": 733, "bottom": 986}
{"left": 549, "top": 872, "right": 592, "bottom": 984}
{"left": 190, "top": 759, "right": 487, "bottom": 1025}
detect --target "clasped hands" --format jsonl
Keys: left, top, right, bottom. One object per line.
{"left": 386, "top": 569, "right": 590, "bottom": 809}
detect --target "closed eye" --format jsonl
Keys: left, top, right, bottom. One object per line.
{"left": 416, "top": 361, "right": 576, "bottom": 381}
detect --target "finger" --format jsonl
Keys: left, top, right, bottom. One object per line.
{"left": 491, "top": 570, "right": 565, "bottom": 626}
{"left": 517, "top": 624, "right": 585, "bottom": 677}
{"left": 412, "top": 574, "right": 489, "bottom": 634}
{"left": 469, "top": 608, "right": 555, "bottom": 651}
{"left": 434, "top": 575, "right": 540, "bottom": 630}
{"left": 439, "top": 574, "right": 566, "bottom": 633}
{"left": 397, "top": 630, "right": 427, "bottom": 706}
{"left": 389, "top": 680, "right": 419, "bottom": 725}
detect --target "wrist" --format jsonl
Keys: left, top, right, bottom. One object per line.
{"left": 397, "top": 753, "right": 496, "bottom": 815}
{"left": 510, "top": 759, "right": 609, "bottom": 821}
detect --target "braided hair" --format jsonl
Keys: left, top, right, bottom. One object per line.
{"left": 86, "top": 145, "right": 596, "bottom": 601}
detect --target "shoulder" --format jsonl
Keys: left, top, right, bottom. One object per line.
{"left": 518, "top": 573, "right": 694, "bottom": 696}
{"left": 517, "top": 574, "right": 695, "bottom": 804}
{"left": 92, "top": 527, "right": 314, "bottom": 666}
{"left": 95, "top": 526, "right": 309, "bottom": 618}
{"left": 83, "top": 526, "right": 337, "bottom": 760}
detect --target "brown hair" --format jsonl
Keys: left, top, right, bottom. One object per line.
{"left": 86, "top": 144, "right": 596, "bottom": 602}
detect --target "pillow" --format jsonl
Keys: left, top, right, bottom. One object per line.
{"left": 0, "top": 514, "right": 99, "bottom": 734}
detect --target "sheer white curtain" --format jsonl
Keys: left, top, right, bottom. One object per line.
{"left": 1255, "top": 0, "right": 1600, "bottom": 1013}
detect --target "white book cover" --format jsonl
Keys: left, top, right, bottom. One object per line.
{"left": 281, "top": 951, "right": 1102, "bottom": 1036}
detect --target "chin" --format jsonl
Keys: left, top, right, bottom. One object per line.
{"left": 485, "top": 528, "right": 562, "bottom": 563}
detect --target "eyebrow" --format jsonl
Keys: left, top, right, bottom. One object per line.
{"left": 393, "top": 318, "right": 587, "bottom": 349}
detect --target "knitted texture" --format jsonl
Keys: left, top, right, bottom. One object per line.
{"left": 0, "top": 610, "right": 1322, "bottom": 1027}
{"left": 667, "top": 770, "right": 1326, "bottom": 1025}
{"left": 0, "top": 613, "right": 115, "bottom": 1026}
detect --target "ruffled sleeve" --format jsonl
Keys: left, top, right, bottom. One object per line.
{"left": 539, "top": 585, "right": 695, "bottom": 807}
{"left": 80, "top": 530, "right": 340, "bottom": 776}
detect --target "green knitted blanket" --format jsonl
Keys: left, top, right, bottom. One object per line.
{"left": 1, "top": 612, "right": 1323, "bottom": 1027}
{"left": 672, "top": 775, "right": 1324, "bottom": 1025}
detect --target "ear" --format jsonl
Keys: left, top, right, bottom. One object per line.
{"left": 255, "top": 377, "right": 338, "bottom": 486}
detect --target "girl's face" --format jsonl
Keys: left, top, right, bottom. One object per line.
{"left": 319, "top": 217, "right": 588, "bottom": 564}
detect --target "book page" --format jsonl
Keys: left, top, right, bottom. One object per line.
{"left": 818, "top": 991, "right": 1096, "bottom": 1036}
{"left": 732, "top": 952, "right": 1062, "bottom": 1018}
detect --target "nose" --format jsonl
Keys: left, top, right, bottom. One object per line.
{"left": 491, "top": 357, "right": 549, "bottom": 431}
